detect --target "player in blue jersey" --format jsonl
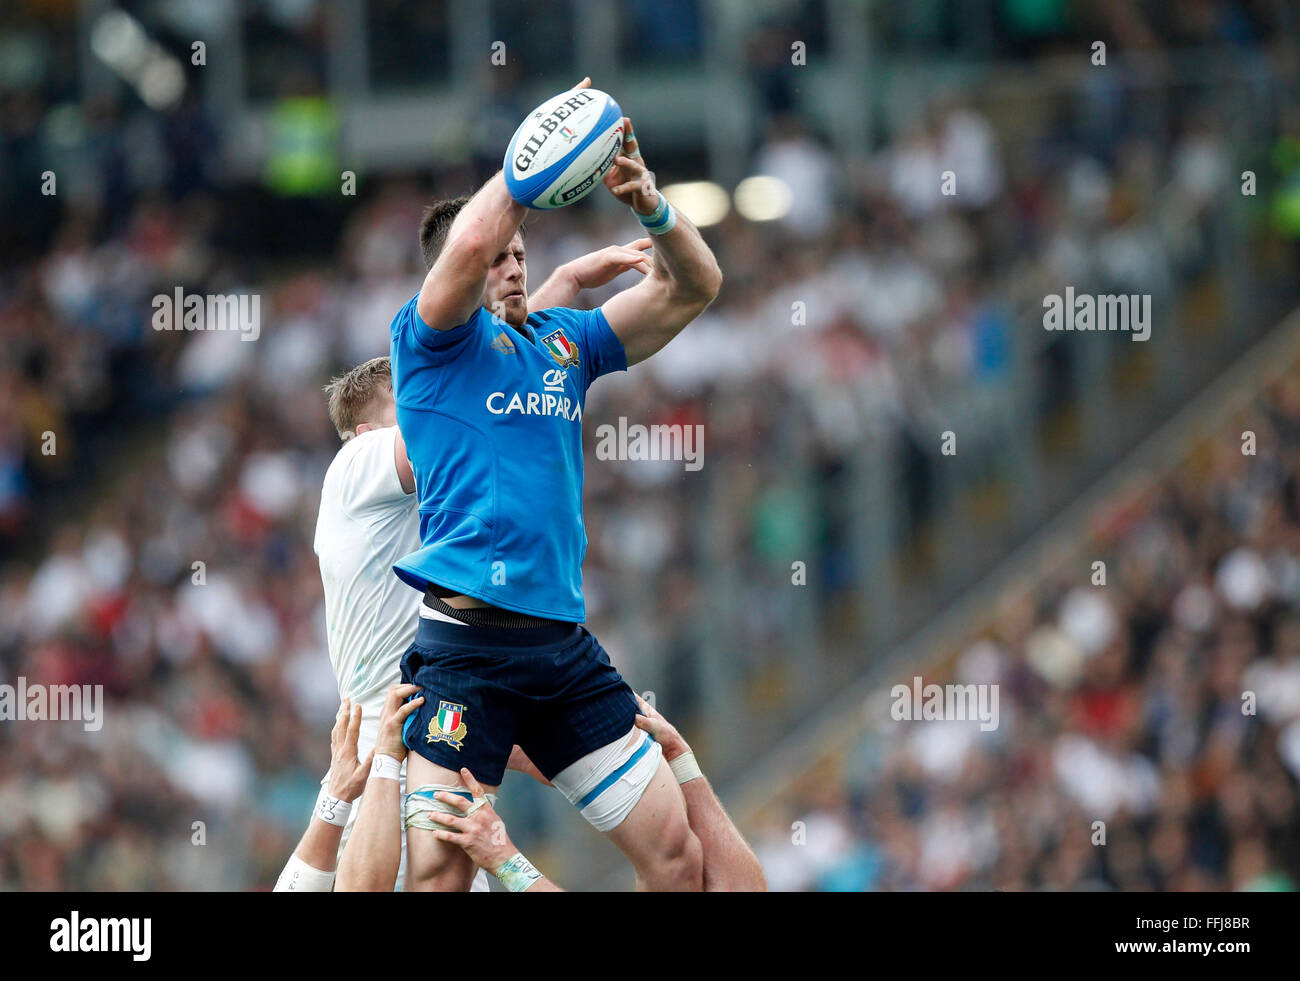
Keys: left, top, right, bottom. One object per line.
{"left": 389, "top": 81, "right": 723, "bottom": 892}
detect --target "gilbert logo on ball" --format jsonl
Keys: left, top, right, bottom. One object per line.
{"left": 505, "top": 87, "right": 624, "bottom": 209}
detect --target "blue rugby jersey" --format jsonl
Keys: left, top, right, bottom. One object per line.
{"left": 389, "top": 296, "right": 627, "bottom": 621}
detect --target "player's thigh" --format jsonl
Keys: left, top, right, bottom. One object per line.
{"left": 403, "top": 752, "right": 498, "bottom": 892}
{"left": 399, "top": 643, "right": 517, "bottom": 889}
{"left": 602, "top": 751, "right": 701, "bottom": 888}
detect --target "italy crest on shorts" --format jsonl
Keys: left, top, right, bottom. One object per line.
{"left": 540, "top": 328, "right": 580, "bottom": 369}
{"left": 427, "top": 700, "right": 468, "bottom": 750}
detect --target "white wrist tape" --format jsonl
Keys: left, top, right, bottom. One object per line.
{"left": 315, "top": 788, "right": 352, "bottom": 827}
{"left": 273, "top": 853, "right": 335, "bottom": 892}
{"left": 494, "top": 852, "right": 544, "bottom": 893}
{"left": 370, "top": 754, "right": 402, "bottom": 782}
{"left": 669, "top": 751, "right": 703, "bottom": 785}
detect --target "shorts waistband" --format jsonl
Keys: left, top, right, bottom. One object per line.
{"left": 422, "top": 589, "right": 557, "bottom": 629}
{"left": 414, "top": 615, "right": 579, "bottom": 653}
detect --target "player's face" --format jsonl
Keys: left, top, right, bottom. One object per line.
{"left": 484, "top": 233, "right": 527, "bottom": 326}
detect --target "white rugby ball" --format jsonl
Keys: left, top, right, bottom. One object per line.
{"left": 504, "top": 87, "right": 625, "bottom": 210}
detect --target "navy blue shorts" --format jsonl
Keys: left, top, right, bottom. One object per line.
{"left": 399, "top": 616, "right": 639, "bottom": 787}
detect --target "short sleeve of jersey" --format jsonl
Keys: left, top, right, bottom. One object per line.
{"left": 337, "top": 427, "right": 408, "bottom": 521}
{"left": 390, "top": 293, "right": 480, "bottom": 367}
{"left": 536, "top": 306, "right": 627, "bottom": 391}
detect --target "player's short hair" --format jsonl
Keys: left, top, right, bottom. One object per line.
{"left": 323, "top": 356, "right": 393, "bottom": 442}
{"left": 418, "top": 195, "right": 526, "bottom": 270}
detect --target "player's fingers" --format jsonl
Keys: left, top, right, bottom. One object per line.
{"left": 459, "top": 767, "right": 486, "bottom": 798}
{"left": 395, "top": 695, "right": 424, "bottom": 721}
{"left": 346, "top": 701, "right": 363, "bottom": 750}
{"left": 609, "top": 180, "right": 644, "bottom": 198}
{"left": 634, "top": 713, "right": 657, "bottom": 737}
{"left": 431, "top": 829, "right": 460, "bottom": 845}
{"left": 637, "top": 693, "right": 664, "bottom": 720}
{"left": 620, "top": 237, "right": 653, "bottom": 252}
{"left": 610, "top": 248, "right": 652, "bottom": 268}
{"left": 359, "top": 749, "right": 375, "bottom": 774}
{"left": 434, "top": 790, "right": 472, "bottom": 814}
{"left": 331, "top": 699, "right": 350, "bottom": 747}
{"left": 572, "top": 76, "right": 591, "bottom": 90}
{"left": 383, "top": 684, "right": 404, "bottom": 714}
{"left": 622, "top": 118, "right": 640, "bottom": 151}
{"left": 429, "top": 810, "right": 464, "bottom": 832}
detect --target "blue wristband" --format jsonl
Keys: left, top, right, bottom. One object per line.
{"left": 633, "top": 193, "right": 675, "bottom": 235}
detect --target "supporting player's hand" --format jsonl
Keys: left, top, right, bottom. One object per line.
{"left": 564, "top": 238, "right": 654, "bottom": 290}
{"left": 506, "top": 744, "right": 552, "bottom": 786}
{"left": 429, "top": 768, "right": 516, "bottom": 873}
{"left": 327, "top": 699, "right": 372, "bottom": 802}
{"left": 603, "top": 119, "right": 659, "bottom": 215}
{"left": 375, "top": 683, "right": 423, "bottom": 762}
{"left": 634, "top": 694, "right": 691, "bottom": 763}
{"left": 526, "top": 238, "right": 652, "bottom": 311}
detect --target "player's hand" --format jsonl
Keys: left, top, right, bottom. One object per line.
{"left": 430, "top": 768, "right": 516, "bottom": 872}
{"left": 327, "top": 699, "right": 372, "bottom": 802}
{"left": 603, "top": 119, "right": 659, "bottom": 215}
{"left": 506, "top": 744, "right": 552, "bottom": 786}
{"left": 634, "top": 694, "right": 691, "bottom": 763}
{"left": 562, "top": 238, "right": 653, "bottom": 290}
{"left": 375, "top": 683, "right": 423, "bottom": 762}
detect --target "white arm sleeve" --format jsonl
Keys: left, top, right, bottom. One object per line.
{"left": 274, "top": 853, "right": 336, "bottom": 892}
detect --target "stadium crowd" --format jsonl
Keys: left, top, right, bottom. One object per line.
{"left": 754, "top": 368, "right": 1300, "bottom": 891}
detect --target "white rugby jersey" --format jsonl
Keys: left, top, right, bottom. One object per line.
{"left": 314, "top": 426, "right": 420, "bottom": 709}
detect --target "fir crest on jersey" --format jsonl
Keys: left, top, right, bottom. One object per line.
{"left": 427, "top": 700, "right": 468, "bottom": 750}
{"left": 540, "top": 328, "right": 580, "bottom": 369}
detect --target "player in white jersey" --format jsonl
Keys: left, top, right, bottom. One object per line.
{"left": 275, "top": 239, "right": 655, "bottom": 892}
{"left": 273, "top": 355, "right": 438, "bottom": 892}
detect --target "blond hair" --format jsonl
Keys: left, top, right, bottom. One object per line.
{"left": 323, "top": 356, "right": 393, "bottom": 441}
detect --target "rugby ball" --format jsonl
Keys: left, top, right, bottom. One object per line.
{"left": 504, "top": 87, "right": 624, "bottom": 210}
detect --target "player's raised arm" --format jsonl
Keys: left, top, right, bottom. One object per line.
{"left": 599, "top": 121, "right": 723, "bottom": 366}
{"left": 335, "top": 684, "right": 423, "bottom": 892}
{"left": 273, "top": 700, "right": 372, "bottom": 892}
{"left": 415, "top": 173, "right": 528, "bottom": 332}
{"left": 634, "top": 696, "right": 768, "bottom": 892}
{"left": 417, "top": 78, "right": 596, "bottom": 332}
